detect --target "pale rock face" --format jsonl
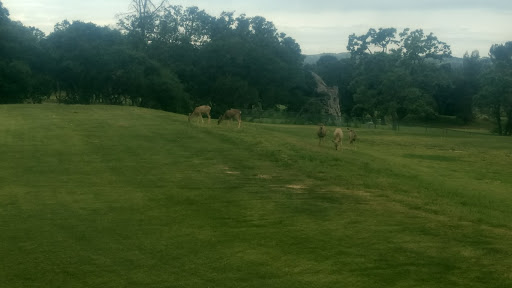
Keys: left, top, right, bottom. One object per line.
{"left": 311, "top": 72, "right": 341, "bottom": 123}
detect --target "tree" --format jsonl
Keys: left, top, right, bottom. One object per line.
{"left": 185, "top": 13, "right": 305, "bottom": 112}
{"left": 347, "top": 29, "right": 374, "bottom": 56}
{"left": 346, "top": 38, "right": 445, "bottom": 129}
{"left": 315, "top": 55, "right": 341, "bottom": 86}
{"left": 151, "top": 5, "right": 212, "bottom": 47}
{"left": 397, "top": 28, "right": 451, "bottom": 64}
{"left": 0, "top": 4, "right": 51, "bottom": 103}
{"left": 347, "top": 27, "right": 452, "bottom": 67}
{"left": 118, "top": 0, "right": 169, "bottom": 49}
{"left": 478, "top": 42, "right": 512, "bottom": 135}
{"left": 372, "top": 28, "right": 399, "bottom": 53}
{"left": 0, "top": 0, "right": 9, "bottom": 24}
{"left": 210, "top": 76, "right": 259, "bottom": 114}
{"left": 46, "top": 21, "right": 125, "bottom": 103}
{"left": 454, "top": 50, "right": 482, "bottom": 123}
{"left": 45, "top": 20, "right": 190, "bottom": 111}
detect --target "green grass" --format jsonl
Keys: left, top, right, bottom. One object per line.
{"left": 1, "top": 104, "right": 512, "bottom": 287}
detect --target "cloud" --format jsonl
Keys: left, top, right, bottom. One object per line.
{"left": 3, "top": 0, "right": 511, "bottom": 57}
{"left": 266, "top": 8, "right": 512, "bottom": 56}
{"left": 181, "top": 0, "right": 512, "bottom": 13}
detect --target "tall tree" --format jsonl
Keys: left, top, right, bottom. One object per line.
{"left": 45, "top": 20, "right": 190, "bottom": 111}
{"left": 455, "top": 50, "right": 482, "bottom": 123}
{"left": 347, "top": 29, "right": 375, "bottom": 56}
{"left": 189, "top": 14, "right": 305, "bottom": 113}
{"left": 372, "top": 28, "right": 399, "bottom": 53}
{"left": 118, "top": 0, "right": 169, "bottom": 49}
{"left": 346, "top": 28, "right": 451, "bottom": 129}
{"left": 478, "top": 42, "right": 512, "bottom": 135}
{"left": 0, "top": 3, "right": 51, "bottom": 103}
{"left": 0, "top": 1, "right": 9, "bottom": 23}
{"left": 397, "top": 28, "right": 452, "bottom": 64}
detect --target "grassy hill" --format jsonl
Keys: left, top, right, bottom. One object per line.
{"left": 1, "top": 104, "right": 512, "bottom": 287}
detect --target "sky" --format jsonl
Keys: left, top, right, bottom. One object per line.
{"left": 3, "top": 0, "right": 512, "bottom": 57}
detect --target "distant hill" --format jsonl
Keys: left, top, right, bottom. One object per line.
{"left": 303, "top": 53, "right": 350, "bottom": 65}
{"left": 435, "top": 56, "right": 463, "bottom": 67}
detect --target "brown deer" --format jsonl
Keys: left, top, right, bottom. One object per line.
{"left": 317, "top": 124, "right": 327, "bottom": 145}
{"left": 218, "top": 109, "right": 242, "bottom": 128}
{"left": 332, "top": 128, "right": 344, "bottom": 150}
{"left": 347, "top": 128, "right": 357, "bottom": 149}
{"left": 188, "top": 105, "right": 211, "bottom": 124}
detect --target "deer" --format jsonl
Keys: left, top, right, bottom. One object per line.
{"left": 218, "top": 109, "right": 242, "bottom": 128}
{"left": 188, "top": 105, "right": 211, "bottom": 124}
{"left": 332, "top": 128, "right": 344, "bottom": 150}
{"left": 347, "top": 128, "right": 357, "bottom": 149}
{"left": 317, "top": 124, "right": 327, "bottom": 145}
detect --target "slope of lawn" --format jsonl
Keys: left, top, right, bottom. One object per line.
{"left": 1, "top": 104, "right": 511, "bottom": 288}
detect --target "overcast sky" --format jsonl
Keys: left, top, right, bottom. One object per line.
{"left": 3, "top": 0, "right": 511, "bottom": 57}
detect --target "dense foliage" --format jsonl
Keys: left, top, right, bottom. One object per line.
{"left": 1, "top": 0, "right": 511, "bottom": 134}
{"left": 312, "top": 28, "right": 512, "bottom": 134}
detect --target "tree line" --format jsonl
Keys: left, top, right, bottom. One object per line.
{"left": 1, "top": 1, "right": 511, "bottom": 134}
{"left": 311, "top": 28, "right": 512, "bottom": 135}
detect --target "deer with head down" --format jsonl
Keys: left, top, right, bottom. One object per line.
{"left": 188, "top": 105, "right": 211, "bottom": 124}
{"left": 218, "top": 109, "right": 242, "bottom": 128}
{"left": 332, "top": 128, "right": 344, "bottom": 150}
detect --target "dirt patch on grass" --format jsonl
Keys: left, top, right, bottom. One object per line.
{"left": 221, "top": 166, "right": 240, "bottom": 174}
{"left": 286, "top": 184, "right": 307, "bottom": 189}
{"left": 257, "top": 174, "right": 272, "bottom": 179}
{"left": 325, "top": 187, "right": 375, "bottom": 197}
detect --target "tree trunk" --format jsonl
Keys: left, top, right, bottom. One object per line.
{"left": 505, "top": 108, "right": 512, "bottom": 136}
{"left": 493, "top": 104, "right": 502, "bottom": 135}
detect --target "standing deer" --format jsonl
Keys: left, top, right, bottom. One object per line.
{"left": 332, "top": 128, "right": 344, "bottom": 150}
{"left": 188, "top": 105, "right": 211, "bottom": 124}
{"left": 317, "top": 124, "right": 327, "bottom": 145}
{"left": 348, "top": 128, "right": 357, "bottom": 149}
{"left": 218, "top": 109, "right": 242, "bottom": 128}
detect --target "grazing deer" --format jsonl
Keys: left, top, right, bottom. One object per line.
{"left": 218, "top": 109, "right": 242, "bottom": 128}
{"left": 332, "top": 128, "right": 344, "bottom": 150}
{"left": 317, "top": 124, "right": 327, "bottom": 145}
{"left": 347, "top": 128, "right": 357, "bottom": 149}
{"left": 188, "top": 105, "right": 211, "bottom": 124}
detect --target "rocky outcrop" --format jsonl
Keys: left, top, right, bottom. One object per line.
{"left": 311, "top": 72, "right": 342, "bottom": 123}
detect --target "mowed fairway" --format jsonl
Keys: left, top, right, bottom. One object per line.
{"left": 1, "top": 104, "right": 512, "bottom": 287}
